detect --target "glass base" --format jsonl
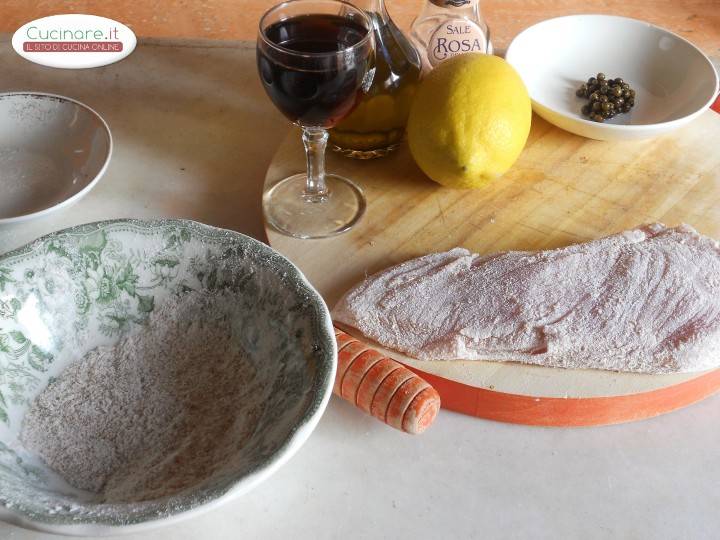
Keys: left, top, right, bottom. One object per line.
{"left": 263, "top": 174, "right": 366, "bottom": 239}
{"left": 330, "top": 142, "right": 401, "bottom": 160}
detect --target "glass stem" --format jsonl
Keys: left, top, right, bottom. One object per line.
{"left": 302, "top": 127, "right": 329, "bottom": 202}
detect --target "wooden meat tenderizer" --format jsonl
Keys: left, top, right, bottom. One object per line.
{"left": 334, "top": 328, "right": 440, "bottom": 434}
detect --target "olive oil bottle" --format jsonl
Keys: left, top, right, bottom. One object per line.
{"left": 329, "top": 0, "right": 422, "bottom": 159}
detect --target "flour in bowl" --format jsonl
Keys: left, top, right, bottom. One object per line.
{"left": 20, "top": 290, "right": 264, "bottom": 503}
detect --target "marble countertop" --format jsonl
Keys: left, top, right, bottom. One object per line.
{"left": 1, "top": 36, "right": 719, "bottom": 540}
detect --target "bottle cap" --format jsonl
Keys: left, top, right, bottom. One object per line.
{"left": 430, "top": 0, "right": 472, "bottom": 7}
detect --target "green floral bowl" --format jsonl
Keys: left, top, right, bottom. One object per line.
{"left": 0, "top": 219, "right": 336, "bottom": 535}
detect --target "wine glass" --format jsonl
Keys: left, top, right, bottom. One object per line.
{"left": 257, "top": 0, "right": 375, "bottom": 239}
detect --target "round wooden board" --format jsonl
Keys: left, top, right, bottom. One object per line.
{"left": 264, "top": 111, "right": 720, "bottom": 426}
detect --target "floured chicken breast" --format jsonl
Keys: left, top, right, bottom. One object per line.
{"left": 333, "top": 224, "right": 720, "bottom": 374}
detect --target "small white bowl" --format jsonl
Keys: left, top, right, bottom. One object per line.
{"left": 0, "top": 92, "right": 112, "bottom": 224}
{"left": 505, "top": 15, "right": 719, "bottom": 140}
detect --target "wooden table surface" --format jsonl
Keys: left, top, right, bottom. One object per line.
{"left": 2, "top": 0, "right": 719, "bottom": 64}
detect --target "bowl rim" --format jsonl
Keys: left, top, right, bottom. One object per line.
{"left": 0, "top": 218, "right": 337, "bottom": 536}
{"left": 0, "top": 91, "right": 113, "bottom": 225}
{"left": 505, "top": 14, "right": 720, "bottom": 132}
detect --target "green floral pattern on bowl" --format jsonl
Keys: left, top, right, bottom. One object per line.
{"left": 0, "top": 219, "right": 335, "bottom": 535}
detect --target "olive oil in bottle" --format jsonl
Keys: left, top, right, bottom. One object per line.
{"left": 329, "top": 0, "right": 422, "bottom": 159}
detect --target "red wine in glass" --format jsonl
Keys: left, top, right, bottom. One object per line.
{"left": 257, "top": 0, "right": 374, "bottom": 240}
{"left": 258, "top": 14, "right": 372, "bottom": 127}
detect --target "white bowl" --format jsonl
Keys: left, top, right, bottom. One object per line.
{"left": 505, "top": 15, "right": 719, "bottom": 140}
{"left": 0, "top": 219, "right": 336, "bottom": 535}
{"left": 0, "top": 93, "right": 112, "bottom": 224}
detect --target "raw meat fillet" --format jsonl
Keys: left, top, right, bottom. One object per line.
{"left": 333, "top": 224, "right": 720, "bottom": 374}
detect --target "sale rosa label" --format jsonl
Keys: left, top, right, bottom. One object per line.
{"left": 428, "top": 19, "right": 489, "bottom": 66}
{"left": 12, "top": 14, "right": 136, "bottom": 69}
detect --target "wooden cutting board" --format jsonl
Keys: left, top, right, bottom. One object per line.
{"left": 264, "top": 110, "right": 720, "bottom": 426}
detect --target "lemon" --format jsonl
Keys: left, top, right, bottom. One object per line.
{"left": 407, "top": 54, "right": 531, "bottom": 189}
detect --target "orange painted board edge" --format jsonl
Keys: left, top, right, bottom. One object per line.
{"left": 712, "top": 93, "right": 720, "bottom": 114}
{"left": 403, "top": 363, "right": 720, "bottom": 427}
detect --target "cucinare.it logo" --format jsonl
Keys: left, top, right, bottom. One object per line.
{"left": 12, "top": 14, "right": 136, "bottom": 69}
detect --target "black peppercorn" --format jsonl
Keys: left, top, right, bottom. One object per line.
{"left": 577, "top": 75, "right": 636, "bottom": 122}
